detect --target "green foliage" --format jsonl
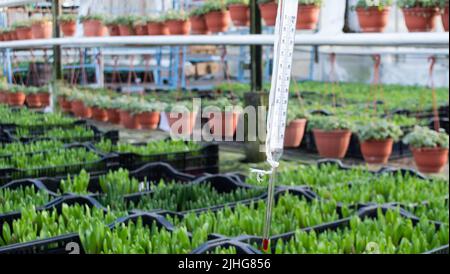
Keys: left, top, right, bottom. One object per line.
{"left": 202, "top": 0, "right": 228, "bottom": 12}
{"left": 96, "top": 139, "right": 201, "bottom": 155}
{"left": 164, "top": 10, "right": 190, "bottom": 21}
{"left": 79, "top": 14, "right": 105, "bottom": 22}
{"left": 227, "top": 0, "right": 250, "bottom": 6}
{"left": 356, "top": 119, "right": 404, "bottom": 142}
{"left": 60, "top": 170, "right": 90, "bottom": 195}
{"left": 0, "top": 140, "right": 65, "bottom": 156}
{"left": 58, "top": 14, "right": 77, "bottom": 23}
{"left": 356, "top": 0, "right": 393, "bottom": 8}
{"left": 403, "top": 126, "right": 449, "bottom": 149}
{"left": 397, "top": 0, "right": 441, "bottom": 8}
{"left": 307, "top": 115, "right": 353, "bottom": 131}
{"left": 0, "top": 186, "right": 50, "bottom": 215}
{"left": 13, "top": 126, "right": 95, "bottom": 141}
{"left": 298, "top": 0, "right": 323, "bottom": 5}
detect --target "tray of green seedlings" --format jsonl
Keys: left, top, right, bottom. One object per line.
{"left": 0, "top": 140, "right": 67, "bottom": 156}
{"left": 401, "top": 198, "right": 449, "bottom": 225}
{"left": 0, "top": 125, "right": 119, "bottom": 144}
{"left": 0, "top": 143, "right": 116, "bottom": 185}
{"left": 94, "top": 139, "right": 219, "bottom": 175}
{"left": 234, "top": 205, "right": 449, "bottom": 254}
{"left": 191, "top": 238, "right": 260, "bottom": 254}
{"left": 0, "top": 195, "right": 124, "bottom": 254}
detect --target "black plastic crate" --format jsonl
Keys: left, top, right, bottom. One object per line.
{"left": 192, "top": 238, "right": 261, "bottom": 254}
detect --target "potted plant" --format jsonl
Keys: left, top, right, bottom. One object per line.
{"left": 107, "top": 98, "right": 122, "bottom": 124}
{"left": 297, "top": 0, "right": 323, "bottom": 30}
{"left": 31, "top": 16, "right": 53, "bottom": 39}
{"left": 13, "top": 20, "right": 33, "bottom": 40}
{"left": 204, "top": 98, "right": 241, "bottom": 138}
{"left": 166, "top": 100, "right": 197, "bottom": 136}
{"left": 204, "top": 0, "right": 231, "bottom": 33}
{"left": 69, "top": 92, "right": 92, "bottom": 118}
{"left": 133, "top": 100, "right": 161, "bottom": 130}
{"left": 37, "top": 86, "right": 50, "bottom": 107}
{"left": 89, "top": 96, "right": 109, "bottom": 122}
{"left": 403, "top": 126, "right": 449, "bottom": 173}
{"left": 56, "top": 85, "right": 72, "bottom": 113}
{"left": 80, "top": 14, "right": 106, "bottom": 37}
{"left": 189, "top": 6, "right": 209, "bottom": 34}
{"left": 134, "top": 17, "right": 149, "bottom": 35}
{"left": 355, "top": 0, "right": 393, "bottom": 32}
{"left": 227, "top": 0, "right": 250, "bottom": 27}
{"left": 398, "top": 0, "right": 440, "bottom": 32}
{"left": 7, "top": 85, "right": 27, "bottom": 107}
{"left": 105, "top": 18, "right": 120, "bottom": 36}
{"left": 116, "top": 15, "right": 136, "bottom": 36}
{"left": 59, "top": 14, "right": 77, "bottom": 37}
{"left": 284, "top": 108, "right": 309, "bottom": 148}
{"left": 356, "top": 119, "right": 403, "bottom": 164}
{"left": 25, "top": 87, "right": 43, "bottom": 108}
{"left": 258, "top": 0, "right": 278, "bottom": 26}
{"left": 0, "top": 83, "right": 8, "bottom": 104}
{"left": 308, "top": 116, "right": 353, "bottom": 159}
{"left": 164, "top": 10, "right": 191, "bottom": 35}
{"left": 147, "top": 16, "right": 168, "bottom": 35}
{"left": 441, "top": 0, "right": 449, "bottom": 31}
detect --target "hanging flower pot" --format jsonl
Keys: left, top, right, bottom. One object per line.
{"left": 92, "top": 107, "right": 109, "bottom": 122}
{"left": 443, "top": 5, "right": 449, "bottom": 32}
{"left": 284, "top": 119, "right": 307, "bottom": 148}
{"left": 59, "top": 14, "right": 77, "bottom": 37}
{"left": 107, "top": 108, "right": 121, "bottom": 124}
{"left": 402, "top": 7, "right": 439, "bottom": 32}
{"left": 228, "top": 3, "right": 250, "bottom": 27}
{"left": 356, "top": 7, "right": 391, "bottom": 32}
{"left": 31, "top": 19, "right": 53, "bottom": 39}
{"left": 296, "top": 4, "right": 321, "bottom": 30}
{"left": 58, "top": 96, "right": 72, "bottom": 112}
{"left": 120, "top": 110, "right": 140, "bottom": 129}
{"left": 15, "top": 26, "right": 33, "bottom": 40}
{"left": 137, "top": 111, "right": 161, "bottom": 130}
{"left": 81, "top": 15, "right": 106, "bottom": 37}
{"left": 167, "top": 111, "right": 197, "bottom": 136}
{"left": 205, "top": 10, "right": 231, "bottom": 33}
{"left": 208, "top": 112, "right": 240, "bottom": 138}
{"left": 190, "top": 16, "right": 209, "bottom": 34}
{"left": 7, "top": 88, "right": 26, "bottom": 107}
{"left": 165, "top": 20, "right": 191, "bottom": 35}
{"left": 259, "top": 1, "right": 278, "bottom": 26}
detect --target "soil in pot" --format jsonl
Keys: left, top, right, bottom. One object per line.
{"left": 205, "top": 11, "right": 230, "bottom": 33}
{"left": 107, "top": 25, "right": 120, "bottom": 36}
{"left": 190, "top": 16, "right": 208, "bottom": 34}
{"left": 443, "top": 6, "right": 449, "bottom": 32}
{"left": 166, "top": 20, "right": 191, "bottom": 35}
{"left": 167, "top": 112, "right": 197, "bottom": 135}
{"left": 402, "top": 7, "right": 439, "bottom": 32}
{"left": 137, "top": 112, "right": 160, "bottom": 130}
{"left": 92, "top": 107, "right": 109, "bottom": 122}
{"left": 357, "top": 7, "right": 390, "bottom": 32}
{"left": 361, "top": 139, "right": 394, "bottom": 164}
{"left": 61, "top": 21, "right": 77, "bottom": 37}
{"left": 107, "top": 108, "right": 121, "bottom": 124}
{"left": 26, "top": 94, "right": 42, "bottom": 108}
{"left": 120, "top": 110, "right": 141, "bottom": 129}
{"left": 284, "top": 119, "right": 307, "bottom": 148}
{"left": 411, "top": 147, "right": 449, "bottom": 173}
{"left": 118, "top": 24, "right": 135, "bottom": 36}
{"left": 32, "top": 22, "right": 52, "bottom": 39}
{"left": 297, "top": 4, "right": 321, "bottom": 30}
{"left": 229, "top": 4, "right": 250, "bottom": 26}
{"left": 16, "top": 27, "right": 33, "bottom": 40}
{"left": 83, "top": 20, "right": 106, "bottom": 37}
{"left": 259, "top": 1, "right": 278, "bottom": 26}
{"left": 58, "top": 96, "right": 72, "bottom": 112}
{"left": 208, "top": 112, "right": 240, "bottom": 138}
{"left": 313, "top": 129, "right": 352, "bottom": 159}
{"left": 8, "top": 92, "right": 26, "bottom": 106}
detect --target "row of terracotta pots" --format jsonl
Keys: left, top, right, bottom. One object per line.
{"left": 0, "top": 90, "right": 50, "bottom": 108}
{"left": 1, "top": 21, "right": 52, "bottom": 41}
{"left": 357, "top": 6, "right": 449, "bottom": 33}
{"left": 259, "top": 2, "right": 321, "bottom": 30}
{"left": 283, "top": 120, "right": 448, "bottom": 173}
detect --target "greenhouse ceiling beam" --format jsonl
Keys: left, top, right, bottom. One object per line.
{"left": 0, "top": 33, "right": 448, "bottom": 49}
{"left": 0, "top": 0, "right": 44, "bottom": 8}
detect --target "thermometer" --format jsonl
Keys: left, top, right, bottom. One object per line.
{"left": 261, "top": 0, "right": 299, "bottom": 252}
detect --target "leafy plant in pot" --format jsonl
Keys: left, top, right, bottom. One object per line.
{"left": 117, "top": 98, "right": 141, "bottom": 129}
{"left": 166, "top": 100, "right": 197, "bottom": 136}
{"left": 105, "top": 18, "right": 120, "bottom": 36}
{"left": 258, "top": 0, "right": 278, "bottom": 26}
{"left": 403, "top": 126, "right": 449, "bottom": 173}
{"left": 227, "top": 0, "right": 250, "bottom": 27}
{"left": 133, "top": 100, "right": 162, "bottom": 130}
{"left": 398, "top": 0, "right": 440, "bottom": 32}
{"left": 284, "top": 107, "right": 309, "bottom": 148}
{"left": 440, "top": 0, "right": 449, "bottom": 31}
{"left": 297, "top": 0, "right": 323, "bottom": 30}
{"left": 354, "top": 0, "right": 393, "bottom": 32}
{"left": 59, "top": 14, "right": 77, "bottom": 37}
{"left": 13, "top": 20, "right": 33, "bottom": 40}
{"left": 356, "top": 119, "right": 403, "bottom": 164}
{"left": 25, "top": 87, "right": 43, "bottom": 108}
{"left": 203, "top": 0, "right": 231, "bottom": 33}
{"left": 107, "top": 98, "right": 123, "bottom": 124}
{"left": 0, "top": 83, "right": 8, "bottom": 104}
{"left": 31, "top": 16, "right": 53, "bottom": 39}
{"left": 56, "top": 85, "right": 72, "bottom": 112}
{"left": 133, "top": 17, "right": 149, "bottom": 35}
{"left": 147, "top": 16, "right": 168, "bottom": 35}
{"left": 189, "top": 6, "right": 209, "bottom": 34}
{"left": 68, "top": 92, "right": 92, "bottom": 118}
{"left": 80, "top": 14, "right": 106, "bottom": 37}
{"left": 164, "top": 10, "right": 191, "bottom": 35}
{"left": 204, "top": 98, "right": 241, "bottom": 138}
{"left": 308, "top": 116, "right": 353, "bottom": 159}
{"left": 7, "top": 85, "right": 27, "bottom": 106}
{"left": 116, "top": 15, "right": 137, "bottom": 36}
{"left": 87, "top": 95, "right": 110, "bottom": 122}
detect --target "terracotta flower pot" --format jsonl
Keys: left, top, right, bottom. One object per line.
{"left": 107, "top": 24, "right": 120, "bottom": 36}
{"left": 83, "top": 20, "right": 106, "bottom": 37}
{"left": 167, "top": 112, "right": 197, "bottom": 135}
{"left": 0, "top": 91, "right": 8, "bottom": 104}
{"left": 61, "top": 21, "right": 77, "bottom": 37}
{"left": 229, "top": 4, "right": 250, "bottom": 26}
{"left": 208, "top": 112, "right": 239, "bottom": 138}
{"left": 147, "top": 22, "right": 168, "bottom": 35}
{"left": 137, "top": 111, "right": 160, "bottom": 130}
{"left": 356, "top": 7, "right": 391, "bottom": 32}
{"left": 120, "top": 110, "right": 140, "bottom": 129}
{"left": 26, "top": 94, "right": 42, "bottom": 108}
{"left": 402, "top": 7, "right": 439, "bottom": 32}
{"left": 411, "top": 147, "right": 449, "bottom": 173}
{"left": 71, "top": 100, "right": 92, "bottom": 118}
{"left": 8, "top": 92, "right": 26, "bottom": 106}
{"left": 443, "top": 6, "right": 449, "bottom": 32}
{"left": 166, "top": 20, "right": 191, "bottom": 35}
{"left": 259, "top": 2, "right": 278, "bottom": 26}
{"left": 361, "top": 139, "right": 394, "bottom": 164}
{"left": 16, "top": 27, "right": 33, "bottom": 40}
{"left": 118, "top": 24, "right": 135, "bottom": 36}
{"left": 11, "top": 31, "right": 18, "bottom": 41}
{"left": 32, "top": 21, "right": 52, "bottom": 39}
{"left": 38, "top": 92, "right": 50, "bottom": 107}
{"left": 107, "top": 108, "right": 121, "bottom": 124}
{"left": 297, "top": 4, "right": 321, "bottom": 30}
{"left": 313, "top": 129, "right": 352, "bottom": 159}
{"left": 284, "top": 119, "right": 307, "bottom": 148}
{"left": 92, "top": 107, "right": 109, "bottom": 122}
{"left": 134, "top": 24, "right": 148, "bottom": 35}
{"left": 190, "top": 16, "right": 208, "bottom": 34}
{"left": 58, "top": 96, "right": 72, "bottom": 112}
{"left": 205, "top": 10, "right": 230, "bottom": 33}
